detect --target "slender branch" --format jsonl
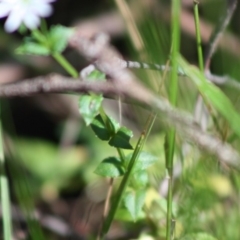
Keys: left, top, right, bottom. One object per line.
{"left": 0, "top": 30, "right": 240, "bottom": 167}
{"left": 0, "top": 73, "right": 239, "bottom": 167}
{"left": 0, "top": 75, "right": 120, "bottom": 97}
{"left": 204, "top": 0, "right": 237, "bottom": 71}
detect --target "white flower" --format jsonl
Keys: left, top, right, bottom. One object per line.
{"left": 0, "top": 0, "right": 56, "bottom": 32}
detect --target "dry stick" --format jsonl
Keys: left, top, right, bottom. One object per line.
{"left": 0, "top": 32, "right": 239, "bottom": 166}
{"left": 204, "top": 0, "right": 237, "bottom": 71}
{"left": 0, "top": 72, "right": 239, "bottom": 167}
{"left": 69, "top": 32, "right": 240, "bottom": 167}
{"left": 194, "top": 0, "right": 237, "bottom": 130}
{"left": 97, "top": 178, "right": 114, "bottom": 240}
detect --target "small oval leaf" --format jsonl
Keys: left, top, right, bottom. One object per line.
{"left": 94, "top": 157, "right": 125, "bottom": 177}
{"left": 48, "top": 25, "right": 73, "bottom": 53}
{"left": 131, "top": 170, "right": 149, "bottom": 188}
{"left": 90, "top": 114, "right": 111, "bottom": 141}
{"left": 79, "top": 95, "right": 103, "bottom": 125}
{"left": 108, "top": 127, "right": 133, "bottom": 149}
{"left": 126, "top": 151, "right": 158, "bottom": 172}
{"left": 123, "top": 189, "right": 146, "bottom": 221}
{"left": 16, "top": 42, "right": 50, "bottom": 55}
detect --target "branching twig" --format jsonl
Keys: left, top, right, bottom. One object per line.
{"left": 204, "top": 0, "right": 237, "bottom": 71}
{"left": 0, "top": 30, "right": 240, "bottom": 167}
{"left": 0, "top": 75, "right": 120, "bottom": 97}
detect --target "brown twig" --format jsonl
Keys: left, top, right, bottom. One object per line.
{"left": 204, "top": 0, "right": 237, "bottom": 71}
{"left": 0, "top": 75, "right": 120, "bottom": 98}
{"left": 0, "top": 29, "right": 239, "bottom": 167}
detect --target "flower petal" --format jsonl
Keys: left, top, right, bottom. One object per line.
{"left": 33, "top": 3, "right": 53, "bottom": 17}
{"left": 2, "top": 0, "right": 55, "bottom": 32}
{"left": 4, "top": 10, "right": 24, "bottom": 32}
{"left": 23, "top": 13, "right": 40, "bottom": 29}
{"left": 0, "top": 3, "right": 12, "bottom": 18}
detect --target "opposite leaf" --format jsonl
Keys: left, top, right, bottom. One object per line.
{"left": 131, "top": 170, "right": 149, "bottom": 189}
{"left": 79, "top": 95, "right": 103, "bottom": 125}
{"left": 90, "top": 114, "right": 111, "bottom": 141}
{"left": 109, "top": 126, "right": 133, "bottom": 149}
{"left": 126, "top": 151, "right": 158, "bottom": 172}
{"left": 48, "top": 25, "right": 73, "bottom": 53}
{"left": 94, "top": 157, "right": 125, "bottom": 177}
{"left": 16, "top": 41, "right": 50, "bottom": 56}
{"left": 123, "top": 189, "right": 146, "bottom": 221}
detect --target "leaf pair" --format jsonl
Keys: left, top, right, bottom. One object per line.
{"left": 95, "top": 151, "right": 158, "bottom": 178}
{"left": 90, "top": 114, "right": 133, "bottom": 150}
{"left": 16, "top": 25, "right": 73, "bottom": 56}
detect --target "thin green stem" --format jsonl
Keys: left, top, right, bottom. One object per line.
{"left": 193, "top": 1, "right": 204, "bottom": 72}
{"left": 52, "top": 52, "right": 78, "bottom": 78}
{"left": 0, "top": 102, "right": 12, "bottom": 240}
{"left": 101, "top": 110, "right": 157, "bottom": 237}
{"left": 31, "top": 29, "right": 78, "bottom": 78}
{"left": 102, "top": 132, "right": 145, "bottom": 236}
{"left": 166, "top": 0, "right": 181, "bottom": 239}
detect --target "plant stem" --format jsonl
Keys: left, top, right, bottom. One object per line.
{"left": 166, "top": 0, "right": 181, "bottom": 239}
{"left": 0, "top": 102, "right": 12, "bottom": 240}
{"left": 193, "top": 1, "right": 204, "bottom": 72}
{"left": 102, "top": 132, "right": 145, "bottom": 236}
{"left": 101, "top": 107, "right": 157, "bottom": 236}
{"left": 32, "top": 29, "right": 79, "bottom": 78}
{"left": 52, "top": 52, "right": 78, "bottom": 78}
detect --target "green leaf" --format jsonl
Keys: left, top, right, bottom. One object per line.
{"left": 16, "top": 42, "right": 50, "bottom": 55}
{"left": 94, "top": 157, "right": 125, "bottom": 177}
{"left": 107, "top": 116, "right": 120, "bottom": 134}
{"left": 123, "top": 189, "right": 146, "bottom": 221}
{"left": 179, "top": 56, "right": 240, "bottom": 139}
{"left": 90, "top": 114, "right": 111, "bottom": 141}
{"left": 87, "top": 70, "right": 106, "bottom": 81}
{"left": 79, "top": 95, "right": 103, "bottom": 125}
{"left": 115, "top": 208, "right": 135, "bottom": 222}
{"left": 108, "top": 126, "right": 133, "bottom": 149}
{"left": 180, "top": 233, "right": 218, "bottom": 240}
{"left": 14, "top": 138, "right": 84, "bottom": 190}
{"left": 48, "top": 25, "right": 73, "bottom": 53}
{"left": 131, "top": 170, "right": 149, "bottom": 188}
{"left": 126, "top": 151, "right": 158, "bottom": 172}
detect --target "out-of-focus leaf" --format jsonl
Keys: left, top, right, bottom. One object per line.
{"left": 131, "top": 170, "right": 149, "bottom": 188}
{"left": 14, "top": 138, "right": 87, "bottom": 191}
{"left": 123, "top": 189, "right": 146, "bottom": 221}
{"left": 94, "top": 157, "right": 125, "bottom": 177}
{"left": 207, "top": 175, "right": 233, "bottom": 197}
{"left": 126, "top": 151, "right": 158, "bottom": 172}
{"left": 48, "top": 25, "right": 73, "bottom": 53}
{"left": 180, "top": 232, "right": 218, "bottom": 240}
{"left": 16, "top": 42, "right": 50, "bottom": 55}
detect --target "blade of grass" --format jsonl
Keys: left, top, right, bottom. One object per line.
{"left": 101, "top": 109, "right": 157, "bottom": 237}
{"left": 166, "top": 1, "right": 181, "bottom": 239}
{"left": 193, "top": 0, "right": 204, "bottom": 72}
{"left": 0, "top": 101, "right": 12, "bottom": 240}
{"left": 101, "top": 132, "right": 145, "bottom": 236}
{"left": 179, "top": 56, "right": 240, "bottom": 139}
